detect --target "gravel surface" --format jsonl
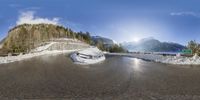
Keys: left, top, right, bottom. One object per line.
{"left": 0, "top": 54, "right": 200, "bottom": 100}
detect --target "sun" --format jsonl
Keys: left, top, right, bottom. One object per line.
{"left": 133, "top": 37, "right": 140, "bottom": 42}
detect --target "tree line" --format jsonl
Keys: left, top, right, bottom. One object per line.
{"left": 187, "top": 40, "right": 200, "bottom": 55}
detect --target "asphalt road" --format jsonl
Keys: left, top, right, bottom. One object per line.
{"left": 0, "top": 54, "right": 200, "bottom": 100}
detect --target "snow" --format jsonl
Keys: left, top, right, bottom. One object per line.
{"left": 51, "top": 38, "right": 79, "bottom": 42}
{"left": 33, "top": 39, "right": 89, "bottom": 52}
{"left": 71, "top": 47, "right": 105, "bottom": 65}
{"left": 33, "top": 42, "right": 56, "bottom": 52}
{"left": 78, "top": 47, "right": 103, "bottom": 56}
{"left": 106, "top": 53, "right": 200, "bottom": 65}
{"left": 0, "top": 50, "right": 78, "bottom": 64}
{"left": 193, "top": 54, "right": 198, "bottom": 59}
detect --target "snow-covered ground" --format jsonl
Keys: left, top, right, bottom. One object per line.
{"left": 0, "top": 50, "right": 80, "bottom": 64}
{"left": 106, "top": 53, "right": 200, "bottom": 65}
{"left": 0, "top": 50, "right": 78, "bottom": 64}
{"left": 33, "top": 39, "right": 89, "bottom": 52}
{"left": 71, "top": 47, "right": 105, "bottom": 65}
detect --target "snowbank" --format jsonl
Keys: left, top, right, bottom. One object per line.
{"left": 106, "top": 53, "right": 200, "bottom": 65}
{"left": 0, "top": 50, "right": 78, "bottom": 64}
{"left": 71, "top": 47, "right": 105, "bottom": 65}
{"left": 78, "top": 47, "right": 103, "bottom": 56}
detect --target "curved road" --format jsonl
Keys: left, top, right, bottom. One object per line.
{"left": 0, "top": 54, "right": 200, "bottom": 99}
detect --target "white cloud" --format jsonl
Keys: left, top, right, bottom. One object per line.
{"left": 9, "top": 4, "right": 20, "bottom": 8}
{"left": 25, "top": 7, "right": 41, "bottom": 10}
{"left": 16, "top": 11, "right": 60, "bottom": 25}
{"left": 170, "top": 12, "right": 200, "bottom": 18}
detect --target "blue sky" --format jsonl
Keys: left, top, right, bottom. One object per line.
{"left": 1, "top": 0, "right": 200, "bottom": 45}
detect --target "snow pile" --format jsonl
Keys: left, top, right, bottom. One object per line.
{"left": 0, "top": 50, "right": 78, "bottom": 64}
{"left": 78, "top": 47, "right": 103, "bottom": 56}
{"left": 106, "top": 53, "right": 200, "bottom": 65}
{"left": 193, "top": 54, "right": 199, "bottom": 59}
{"left": 71, "top": 47, "right": 105, "bottom": 65}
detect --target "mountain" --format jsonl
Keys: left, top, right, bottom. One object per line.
{"left": 122, "top": 37, "right": 186, "bottom": 52}
{"left": 0, "top": 38, "right": 5, "bottom": 45}
{"left": 92, "top": 36, "right": 115, "bottom": 47}
{"left": 1, "top": 24, "right": 91, "bottom": 53}
{"left": 91, "top": 36, "right": 126, "bottom": 52}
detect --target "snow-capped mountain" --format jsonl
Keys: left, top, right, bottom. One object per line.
{"left": 122, "top": 37, "right": 186, "bottom": 52}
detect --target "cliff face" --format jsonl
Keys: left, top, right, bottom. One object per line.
{"left": 2, "top": 24, "right": 77, "bottom": 53}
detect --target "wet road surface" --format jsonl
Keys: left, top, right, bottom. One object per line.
{"left": 0, "top": 54, "right": 200, "bottom": 99}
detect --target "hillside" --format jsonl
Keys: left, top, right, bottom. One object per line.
{"left": 92, "top": 36, "right": 115, "bottom": 47}
{"left": 0, "top": 38, "right": 5, "bottom": 49}
{"left": 91, "top": 36, "right": 126, "bottom": 53}
{"left": 1, "top": 24, "right": 91, "bottom": 53}
{"left": 122, "top": 38, "right": 186, "bottom": 52}
{"left": 0, "top": 38, "right": 5, "bottom": 44}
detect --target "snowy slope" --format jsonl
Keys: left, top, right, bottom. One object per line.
{"left": 33, "top": 38, "right": 89, "bottom": 52}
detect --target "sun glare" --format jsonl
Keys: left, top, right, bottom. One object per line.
{"left": 131, "top": 58, "right": 141, "bottom": 71}
{"left": 133, "top": 37, "right": 140, "bottom": 42}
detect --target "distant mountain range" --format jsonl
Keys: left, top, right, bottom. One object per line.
{"left": 91, "top": 36, "right": 186, "bottom": 52}
{"left": 122, "top": 37, "right": 186, "bottom": 52}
